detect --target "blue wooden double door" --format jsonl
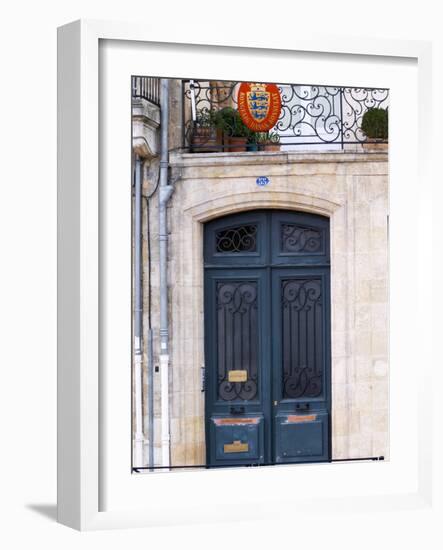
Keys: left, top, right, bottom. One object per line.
{"left": 204, "top": 210, "right": 331, "bottom": 466}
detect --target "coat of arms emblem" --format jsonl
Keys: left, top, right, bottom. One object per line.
{"left": 237, "top": 82, "right": 282, "bottom": 132}
{"left": 247, "top": 83, "right": 270, "bottom": 122}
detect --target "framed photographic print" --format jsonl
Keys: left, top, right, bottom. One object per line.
{"left": 131, "top": 76, "right": 390, "bottom": 472}
{"left": 58, "top": 20, "right": 435, "bottom": 531}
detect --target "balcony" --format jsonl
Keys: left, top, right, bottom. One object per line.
{"left": 132, "top": 76, "right": 161, "bottom": 106}
{"left": 182, "top": 80, "right": 389, "bottom": 154}
{"left": 132, "top": 76, "right": 161, "bottom": 158}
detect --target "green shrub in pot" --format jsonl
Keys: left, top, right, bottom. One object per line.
{"left": 257, "top": 131, "right": 281, "bottom": 151}
{"left": 361, "top": 107, "right": 388, "bottom": 141}
{"left": 213, "top": 107, "right": 252, "bottom": 151}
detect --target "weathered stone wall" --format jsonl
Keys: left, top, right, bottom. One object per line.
{"left": 140, "top": 150, "right": 389, "bottom": 466}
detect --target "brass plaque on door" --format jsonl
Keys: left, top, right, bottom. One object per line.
{"left": 228, "top": 370, "right": 248, "bottom": 383}
{"left": 224, "top": 440, "right": 249, "bottom": 453}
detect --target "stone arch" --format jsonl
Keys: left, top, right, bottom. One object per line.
{"left": 184, "top": 191, "right": 341, "bottom": 223}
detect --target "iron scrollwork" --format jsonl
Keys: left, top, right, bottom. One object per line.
{"left": 276, "top": 85, "right": 342, "bottom": 143}
{"left": 341, "top": 87, "right": 389, "bottom": 142}
{"left": 216, "top": 281, "right": 258, "bottom": 401}
{"left": 216, "top": 224, "right": 257, "bottom": 253}
{"left": 282, "top": 279, "right": 323, "bottom": 399}
{"left": 281, "top": 223, "right": 323, "bottom": 253}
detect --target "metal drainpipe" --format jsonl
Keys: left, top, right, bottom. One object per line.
{"left": 159, "top": 78, "right": 174, "bottom": 468}
{"left": 134, "top": 154, "right": 145, "bottom": 468}
{"left": 144, "top": 195, "right": 155, "bottom": 470}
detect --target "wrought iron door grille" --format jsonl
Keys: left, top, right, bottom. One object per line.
{"left": 281, "top": 223, "right": 323, "bottom": 253}
{"left": 216, "top": 224, "right": 257, "bottom": 253}
{"left": 216, "top": 281, "right": 259, "bottom": 401}
{"left": 281, "top": 278, "right": 324, "bottom": 399}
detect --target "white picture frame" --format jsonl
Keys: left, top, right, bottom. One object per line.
{"left": 58, "top": 19, "right": 436, "bottom": 531}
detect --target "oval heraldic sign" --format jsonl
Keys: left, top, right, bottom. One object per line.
{"left": 237, "top": 82, "right": 282, "bottom": 132}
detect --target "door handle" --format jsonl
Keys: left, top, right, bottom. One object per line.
{"left": 295, "top": 402, "right": 310, "bottom": 411}
{"left": 230, "top": 405, "right": 245, "bottom": 415}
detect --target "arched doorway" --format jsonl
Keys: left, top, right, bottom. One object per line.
{"left": 204, "top": 210, "right": 331, "bottom": 466}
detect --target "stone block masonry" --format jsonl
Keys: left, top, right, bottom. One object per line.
{"left": 140, "top": 149, "right": 389, "bottom": 466}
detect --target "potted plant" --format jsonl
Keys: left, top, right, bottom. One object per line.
{"left": 213, "top": 107, "right": 251, "bottom": 152}
{"left": 257, "top": 131, "right": 281, "bottom": 152}
{"left": 246, "top": 132, "right": 260, "bottom": 152}
{"left": 189, "top": 108, "right": 222, "bottom": 152}
{"left": 361, "top": 107, "right": 388, "bottom": 151}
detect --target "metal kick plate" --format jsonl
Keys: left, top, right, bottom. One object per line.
{"left": 224, "top": 440, "right": 249, "bottom": 453}
{"left": 228, "top": 370, "right": 248, "bottom": 383}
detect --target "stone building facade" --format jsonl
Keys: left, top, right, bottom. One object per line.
{"left": 133, "top": 78, "right": 389, "bottom": 469}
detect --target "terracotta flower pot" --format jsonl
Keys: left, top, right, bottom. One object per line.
{"left": 361, "top": 139, "right": 388, "bottom": 152}
{"left": 227, "top": 136, "right": 248, "bottom": 152}
{"left": 263, "top": 143, "right": 281, "bottom": 152}
{"left": 191, "top": 128, "right": 222, "bottom": 153}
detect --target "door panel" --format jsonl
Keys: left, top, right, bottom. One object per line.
{"left": 272, "top": 268, "right": 331, "bottom": 462}
{"left": 274, "top": 412, "right": 329, "bottom": 462}
{"left": 210, "top": 415, "right": 265, "bottom": 464}
{"left": 204, "top": 268, "right": 271, "bottom": 466}
{"left": 203, "top": 211, "right": 268, "bottom": 267}
{"left": 271, "top": 211, "right": 330, "bottom": 266}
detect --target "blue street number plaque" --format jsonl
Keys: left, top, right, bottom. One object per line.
{"left": 256, "top": 176, "right": 270, "bottom": 187}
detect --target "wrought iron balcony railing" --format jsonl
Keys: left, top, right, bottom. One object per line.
{"left": 182, "top": 80, "right": 389, "bottom": 152}
{"left": 132, "top": 76, "right": 161, "bottom": 106}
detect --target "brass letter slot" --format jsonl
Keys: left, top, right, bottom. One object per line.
{"left": 228, "top": 370, "right": 248, "bottom": 383}
{"left": 224, "top": 440, "right": 249, "bottom": 453}
{"left": 286, "top": 414, "right": 317, "bottom": 423}
{"left": 215, "top": 417, "right": 259, "bottom": 426}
